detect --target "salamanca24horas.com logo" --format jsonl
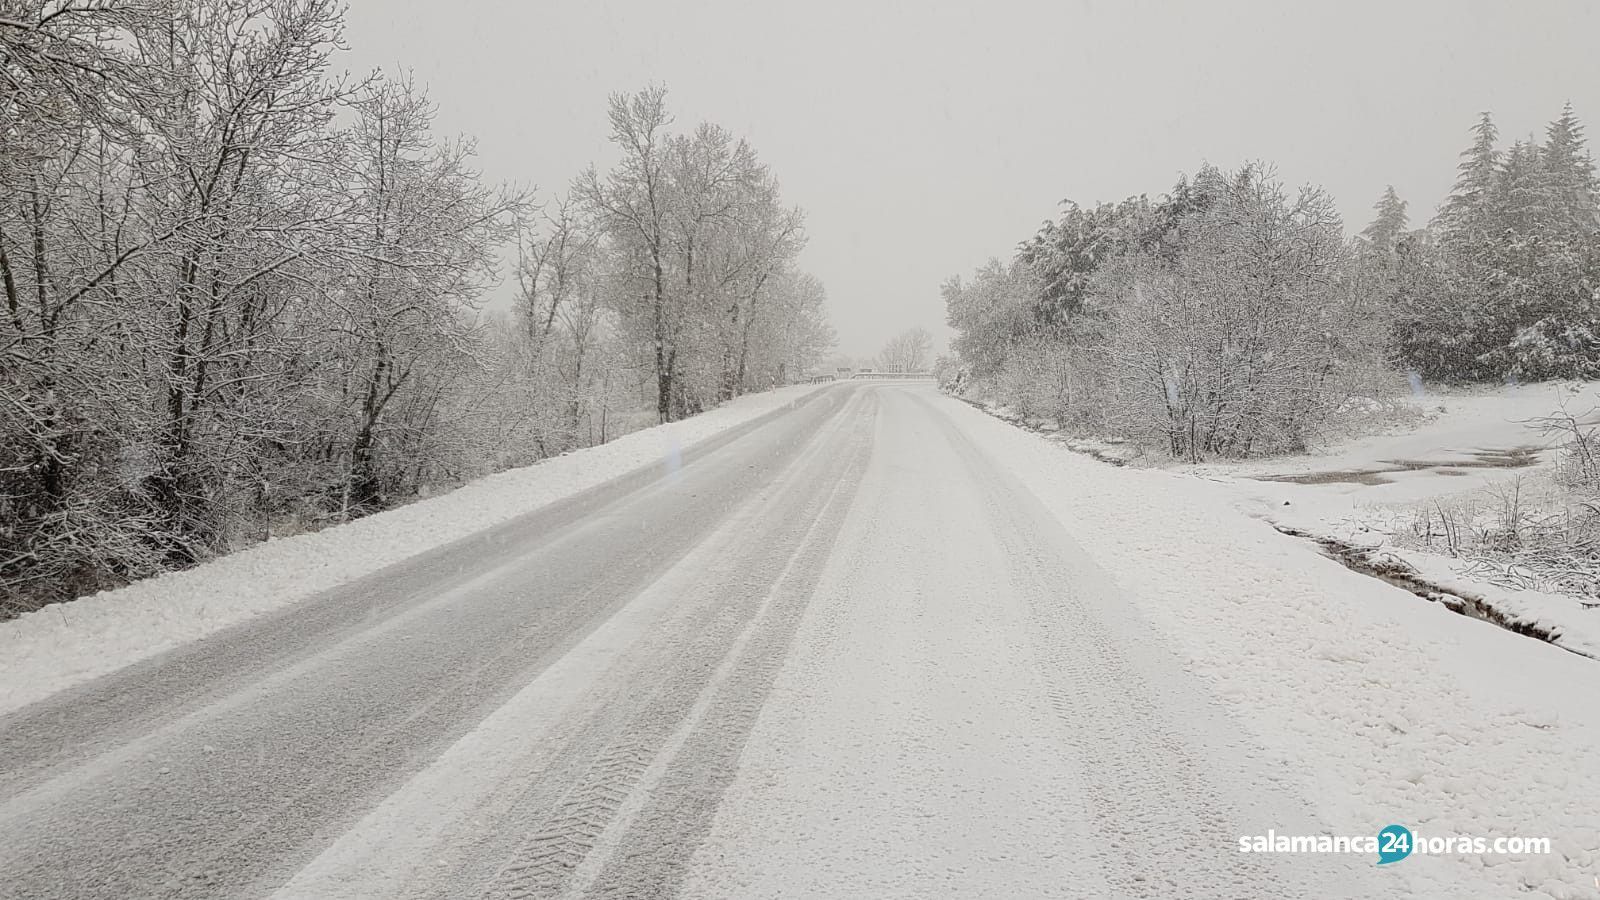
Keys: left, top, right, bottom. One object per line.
{"left": 1238, "top": 825, "right": 1551, "bottom": 865}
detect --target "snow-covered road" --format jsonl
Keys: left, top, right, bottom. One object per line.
{"left": 0, "top": 383, "right": 1591, "bottom": 898}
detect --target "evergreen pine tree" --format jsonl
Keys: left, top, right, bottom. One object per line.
{"left": 1540, "top": 102, "right": 1599, "bottom": 234}
{"left": 1360, "top": 186, "right": 1409, "bottom": 251}
{"left": 1436, "top": 112, "right": 1500, "bottom": 243}
{"left": 1495, "top": 138, "right": 1546, "bottom": 235}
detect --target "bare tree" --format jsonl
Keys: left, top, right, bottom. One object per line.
{"left": 331, "top": 75, "right": 525, "bottom": 513}
{"left": 879, "top": 327, "right": 932, "bottom": 372}
{"left": 575, "top": 86, "right": 678, "bottom": 422}
{"left": 515, "top": 191, "right": 606, "bottom": 453}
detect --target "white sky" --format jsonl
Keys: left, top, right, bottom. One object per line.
{"left": 342, "top": 0, "right": 1600, "bottom": 358}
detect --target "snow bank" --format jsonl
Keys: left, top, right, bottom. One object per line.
{"left": 946, "top": 397, "right": 1600, "bottom": 899}
{"left": 0, "top": 384, "right": 826, "bottom": 716}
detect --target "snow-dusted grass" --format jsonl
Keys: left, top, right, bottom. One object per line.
{"left": 0, "top": 384, "right": 827, "bottom": 716}
{"left": 949, "top": 395, "right": 1600, "bottom": 899}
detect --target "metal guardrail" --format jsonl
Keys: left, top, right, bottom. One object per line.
{"left": 804, "top": 371, "right": 934, "bottom": 383}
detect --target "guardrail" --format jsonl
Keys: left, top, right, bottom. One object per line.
{"left": 804, "top": 371, "right": 934, "bottom": 383}
{"left": 849, "top": 371, "right": 933, "bottom": 380}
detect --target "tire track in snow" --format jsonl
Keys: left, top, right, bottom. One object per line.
{"left": 577, "top": 420, "right": 870, "bottom": 899}
{"left": 909, "top": 389, "right": 1378, "bottom": 898}
{"left": 270, "top": 390, "right": 871, "bottom": 900}
{"left": 676, "top": 385, "right": 1113, "bottom": 899}
{"left": 476, "top": 391, "right": 874, "bottom": 899}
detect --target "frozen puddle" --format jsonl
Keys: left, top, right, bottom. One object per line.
{"left": 1256, "top": 446, "right": 1544, "bottom": 486}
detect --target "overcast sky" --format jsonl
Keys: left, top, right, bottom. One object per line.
{"left": 342, "top": 0, "right": 1599, "bottom": 359}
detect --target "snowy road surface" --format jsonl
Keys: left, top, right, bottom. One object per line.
{"left": 3, "top": 383, "right": 1586, "bottom": 898}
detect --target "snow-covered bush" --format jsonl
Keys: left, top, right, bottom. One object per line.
{"left": 988, "top": 338, "right": 1102, "bottom": 430}
{"left": 932, "top": 354, "right": 968, "bottom": 393}
{"left": 942, "top": 163, "right": 1398, "bottom": 462}
{"left": 1094, "top": 166, "right": 1367, "bottom": 460}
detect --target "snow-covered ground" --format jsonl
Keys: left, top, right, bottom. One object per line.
{"left": 1193, "top": 381, "right": 1600, "bottom": 659}
{"left": 954, "top": 392, "right": 1600, "bottom": 898}
{"left": 1208, "top": 382, "right": 1587, "bottom": 501}
{"left": 0, "top": 384, "right": 825, "bottom": 717}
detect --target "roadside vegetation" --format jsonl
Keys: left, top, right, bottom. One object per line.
{"left": 941, "top": 107, "right": 1600, "bottom": 461}
{"left": 941, "top": 105, "right": 1600, "bottom": 609}
{"left": 0, "top": 2, "right": 832, "bottom": 614}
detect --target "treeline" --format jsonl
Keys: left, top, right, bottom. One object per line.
{"left": 942, "top": 106, "right": 1600, "bottom": 461}
{"left": 1393, "top": 108, "right": 1600, "bottom": 380}
{"left": 0, "top": 2, "right": 831, "bottom": 613}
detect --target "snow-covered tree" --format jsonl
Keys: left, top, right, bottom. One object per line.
{"left": 1540, "top": 102, "right": 1599, "bottom": 234}
{"left": 327, "top": 76, "right": 525, "bottom": 514}
{"left": 1101, "top": 165, "right": 1356, "bottom": 459}
{"left": 942, "top": 259, "right": 1041, "bottom": 380}
{"left": 0, "top": 16, "right": 831, "bottom": 614}
{"left": 879, "top": 327, "right": 932, "bottom": 372}
{"left": 1403, "top": 107, "right": 1600, "bottom": 381}
{"left": 1360, "top": 186, "right": 1409, "bottom": 252}
{"left": 514, "top": 191, "right": 607, "bottom": 455}
{"left": 575, "top": 87, "right": 679, "bottom": 421}
{"left": 1436, "top": 112, "right": 1500, "bottom": 245}
{"left": 578, "top": 87, "right": 828, "bottom": 420}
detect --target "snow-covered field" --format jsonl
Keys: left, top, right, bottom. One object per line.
{"left": 1196, "top": 382, "right": 1600, "bottom": 659}
{"left": 955, "top": 393, "right": 1600, "bottom": 898}
{"left": 0, "top": 384, "right": 825, "bottom": 716}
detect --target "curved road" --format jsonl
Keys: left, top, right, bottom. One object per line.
{"left": 0, "top": 383, "right": 1369, "bottom": 898}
